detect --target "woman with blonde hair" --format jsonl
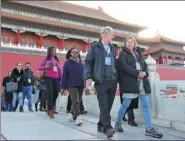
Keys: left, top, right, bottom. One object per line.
{"left": 114, "top": 35, "right": 163, "bottom": 138}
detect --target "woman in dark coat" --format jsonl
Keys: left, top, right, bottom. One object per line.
{"left": 114, "top": 35, "right": 163, "bottom": 139}
{"left": 117, "top": 59, "right": 138, "bottom": 126}
{"left": 11, "top": 62, "right": 24, "bottom": 112}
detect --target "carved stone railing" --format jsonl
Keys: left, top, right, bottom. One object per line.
{"left": 1, "top": 41, "right": 87, "bottom": 58}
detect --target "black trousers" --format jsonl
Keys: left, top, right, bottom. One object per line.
{"left": 44, "top": 77, "right": 60, "bottom": 110}
{"left": 95, "top": 80, "right": 117, "bottom": 130}
{"left": 35, "top": 90, "right": 47, "bottom": 110}
{"left": 66, "top": 95, "right": 84, "bottom": 112}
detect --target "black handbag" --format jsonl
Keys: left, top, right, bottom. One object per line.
{"left": 6, "top": 80, "right": 18, "bottom": 93}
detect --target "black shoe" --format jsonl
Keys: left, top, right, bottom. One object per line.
{"left": 145, "top": 128, "right": 163, "bottom": 138}
{"left": 39, "top": 108, "right": 44, "bottom": 112}
{"left": 104, "top": 127, "right": 115, "bottom": 138}
{"left": 20, "top": 107, "right": 23, "bottom": 112}
{"left": 128, "top": 120, "right": 138, "bottom": 126}
{"left": 13, "top": 107, "right": 16, "bottom": 112}
{"left": 97, "top": 126, "right": 104, "bottom": 132}
{"left": 80, "top": 110, "right": 87, "bottom": 115}
{"left": 29, "top": 109, "right": 33, "bottom": 112}
{"left": 35, "top": 109, "right": 38, "bottom": 112}
{"left": 54, "top": 111, "right": 58, "bottom": 114}
{"left": 114, "top": 122, "right": 124, "bottom": 132}
{"left": 122, "top": 117, "right": 127, "bottom": 121}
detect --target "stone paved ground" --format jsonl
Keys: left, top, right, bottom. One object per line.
{"left": 1, "top": 109, "right": 185, "bottom": 140}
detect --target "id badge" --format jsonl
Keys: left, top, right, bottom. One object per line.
{"left": 105, "top": 57, "right": 111, "bottom": 65}
{"left": 53, "top": 66, "right": 58, "bottom": 72}
{"left": 28, "top": 79, "right": 31, "bottom": 83}
{"left": 136, "top": 62, "right": 141, "bottom": 70}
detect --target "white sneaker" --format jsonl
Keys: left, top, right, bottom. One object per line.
{"left": 75, "top": 115, "right": 82, "bottom": 126}
{"left": 68, "top": 113, "right": 74, "bottom": 122}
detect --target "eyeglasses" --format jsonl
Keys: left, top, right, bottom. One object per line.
{"left": 71, "top": 51, "right": 79, "bottom": 54}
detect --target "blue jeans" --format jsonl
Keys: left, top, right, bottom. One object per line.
{"left": 12, "top": 92, "right": 23, "bottom": 108}
{"left": 23, "top": 86, "right": 33, "bottom": 109}
{"left": 116, "top": 95, "right": 152, "bottom": 129}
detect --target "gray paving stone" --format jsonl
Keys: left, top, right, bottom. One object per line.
{"left": 1, "top": 111, "right": 185, "bottom": 140}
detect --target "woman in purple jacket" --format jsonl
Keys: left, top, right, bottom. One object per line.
{"left": 38, "top": 47, "right": 61, "bottom": 118}
{"left": 60, "top": 48, "right": 85, "bottom": 126}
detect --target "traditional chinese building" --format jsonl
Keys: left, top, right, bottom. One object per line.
{"left": 1, "top": 1, "right": 185, "bottom": 81}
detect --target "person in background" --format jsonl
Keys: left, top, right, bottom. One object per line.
{"left": 38, "top": 47, "right": 61, "bottom": 118}
{"left": 35, "top": 75, "right": 47, "bottom": 112}
{"left": 22, "top": 62, "right": 35, "bottom": 112}
{"left": 11, "top": 62, "right": 24, "bottom": 112}
{"left": 85, "top": 26, "right": 117, "bottom": 138}
{"left": 60, "top": 48, "right": 85, "bottom": 126}
{"left": 66, "top": 95, "right": 87, "bottom": 115}
{"left": 2, "top": 71, "right": 13, "bottom": 111}
{"left": 141, "top": 48, "right": 150, "bottom": 59}
{"left": 114, "top": 35, "right": 163, "bottom": 138}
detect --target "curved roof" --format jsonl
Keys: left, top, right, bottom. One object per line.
{"left": 150, "top": 46, "right": 185, "bottom": 55}
{"left": 10, "top": 1, "right": 147, "bottom": 30}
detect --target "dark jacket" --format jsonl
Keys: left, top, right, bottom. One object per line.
{"left": 118, "top": 47, "right": 151, "bottom": 94}
{"left": 35, "top": 77, "right": 46, "bottom": 91}
{"left": 61, "top": 60, "right": 85, "bottom": 90}
{"left": 84, "top": 41, "right": 117, "bottom": 84}
{"left": 11, "top": 68, "right": 24, "bottom": 92}
{"left": 23, "top": 69, "right": 35, "bottom": 87}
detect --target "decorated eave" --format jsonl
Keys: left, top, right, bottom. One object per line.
{"left": 2, "top": 1, "right": 185, "bottom": 49}
{"left": 10, "top": 1, "right": 147, "bottom": 31}
{"left": 1, "top": 11, "right": 157, "bottom": 46}
{"left": 150, "top": 46, "right": 185, "bottom": 55}
{"left": 160, "top": 35, "right": 185, "bottom": 45}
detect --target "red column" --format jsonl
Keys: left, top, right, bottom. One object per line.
{"left": 172, "top": 57, "right": 174, "bottom": 64}
{"left": 88, "top": 41, "right": 91, "bottom": 48}
{"left": 38, "top": 33, "right": 43, "bottom": 48}
{"left": 58, "top": 37, "right": 64, "bottom": 50}
{"left": 14, "top": 30, "right": 20, "bottom": 44}
{"left": 159, "top": 56, "right": 162, "bottom": 64}
{"left": 116, "top": 47, "right": 120, "bottom": 57}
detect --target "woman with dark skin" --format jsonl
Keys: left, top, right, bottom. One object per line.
{"left": 60, "top": 48, "right": 85, "bottom": 126}
{"left": 38, "top": 47, "right": 61, "bottom": 118}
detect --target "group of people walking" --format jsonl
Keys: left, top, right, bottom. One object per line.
{"left": 2, "top": 26, "right": 163, "bottom": 139}
{"left": 84, "top": 26, "right": 163, "bottom": 138}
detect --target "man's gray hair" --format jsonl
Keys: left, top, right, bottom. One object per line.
{"left": 100, "top": 26, "right": 114, "bottom": 38}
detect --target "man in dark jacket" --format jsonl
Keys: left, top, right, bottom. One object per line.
{"left": 2, "top": 71, "right": 13, "bottom": 111}
{"left": 85, "top": 26, "right": 117, "bottom": 138}
{"left": 11, "top": 62, "right": 24, "bottom": 112}
{"left": 22, "top": 62, "right": 35, "bottom": 112}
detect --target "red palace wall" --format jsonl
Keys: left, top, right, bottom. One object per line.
{"left": 1, "top": 52, "right": 185, "bottom": 95}
{"left": 2, "top": 52, "right": 185, "bottom": 81}
{"left": 1, "top": 52, "right": 66, "bottom": 90}
{"left": 157, "top": 67, "right": 185, "bottom": 80}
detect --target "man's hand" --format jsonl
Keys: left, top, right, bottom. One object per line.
{"left": 86, "top": 79, "right": 92, "bottom": 86}
{"left": 60, "top": 89, "right": 64, "bottom": 95}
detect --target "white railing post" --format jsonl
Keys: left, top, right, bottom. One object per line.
{"left": 145, "top": 55, "right": 160, "bottom": 118}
